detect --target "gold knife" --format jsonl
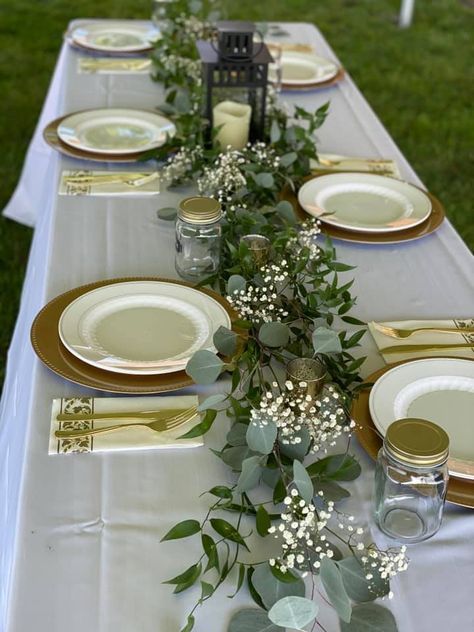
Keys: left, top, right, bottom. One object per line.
{"left": 381, "top": 343, "right": 474, "bottom": 354}
{"left": 56, "top": 408, "right": 189, "bottom": 422}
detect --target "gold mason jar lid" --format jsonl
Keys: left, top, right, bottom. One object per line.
{"left": 178, "top": 196, "right": 222, "bottom": 224}
{"left": 384, "top": 418, "right": 449, "bottom": 467}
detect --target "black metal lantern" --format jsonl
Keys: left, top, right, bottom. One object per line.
{"left": 196, "top": 20, "right": 273, "bottom": 147}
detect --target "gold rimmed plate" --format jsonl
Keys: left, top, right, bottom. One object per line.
{"left": 352, "top": 360, "right": 474, "bottom": 508}
{"left": 280, "top": 66, "right": 345, "bottom": 92}
{"left": 31, "top": 277, "right": 237, "bottom": 394}
{"left": 282, "top": 173, "right": 445, "bottom": 244}
{"left": 44, "top": 113, "right": 155, "bottom": 163}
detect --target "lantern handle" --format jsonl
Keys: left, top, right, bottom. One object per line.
{"left": 210, "top": 28, "right": 266, "bottom": 63}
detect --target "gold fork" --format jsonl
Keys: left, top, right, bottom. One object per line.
{"left": 373, "top": 322, "right": 474, "bottom": 339}
{"left": 55, "top": 406, "right": 198, "bottom": 439}
{"left": 64, "top": 172, "right": 160, "bottom": 188}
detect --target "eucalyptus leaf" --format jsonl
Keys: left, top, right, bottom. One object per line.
{"left": 221, "top": 445, "right": 257, "bottom": 471}
{"left": 227, "top": 274, "right": 247, "bottom": 296}
{"left": 280, "top": 152, "right": 297, "bottom": 167}
{"left": 236, "top": 456, "right": 263, "bottom": 492}
{"left": 259, "top": 322, "right": 290, "bottom": 348}
{"left": 198, "top": 393, "right": 227, "bottom": 411}
{"left": 186, "top": 350, "right": 224, "bottom": 384}
{"left": 246, "top": 419, "right": 278, "bottom": 454}
{"left": 279, "top": 427, "right": 311, "bottom": 460}
{"left": 275, "top": 200, "right": 296, "bottom": 224}
{"left": 228, "top": 608, "right": 280, "bottom": 632}
{"left": 255, "top": 172, "right": 274, "bottom": 188}
{"left": 157, "top": 206, "right": 177, "bottom": 220}
{"left": 312, "top": 326, "right": 342, "bottom": 354}
{"left": 268, "top": 596, "right": 318, "bottom": 629}
{"left": 256, "top": 505, "right": 271, "bottom": 537}
{"left": 307, "top": 454, "right": 361, "bottom": 481}
{"left": 338, "top": 557, "right": 389, "bottom": 602}
{"left": 313, "top": 480, "right": 350, "bottom": 503}
{"left": 252, "top": 563, "right": 305, "bottom": 609}
{"left": 340, "top": 604, "right": 398, "bottom": 632}
{"left": 161, "top": 519, "right": 200, "bottom": 542}
{"left": 226, "top": 423, "right": 249, "bottom": 447}
{"left": 270, "top": 119, "right": 281, "bottom": 143}
{"left": 293, "top": 460, "right": 314, "bottom": 504}
{"left": 320, "top": 557, "right": 352, "bottom": 623}
{"left": 214, "top": 326, "right": 239, "bottom": 356}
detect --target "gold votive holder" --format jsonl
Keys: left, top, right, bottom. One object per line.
{"left": 286, "top": 357, "right": 327, "bottom": 399}
{"left": 240, "top": 234, "right": 271, "bottom": 266}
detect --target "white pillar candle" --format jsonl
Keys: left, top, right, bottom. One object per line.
{"left": 213, "top": 100, "right": 252, "bottom": 151}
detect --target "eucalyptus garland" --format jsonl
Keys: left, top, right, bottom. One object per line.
{"left": 151, "top": 3, "right": 408, "bottom": 631}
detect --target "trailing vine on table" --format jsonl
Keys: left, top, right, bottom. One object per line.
{"left": 151, "top": 2, "right": 408, "bottom": 631}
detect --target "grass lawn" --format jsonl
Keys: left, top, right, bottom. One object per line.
{"left": 0, "top": 0, "right": 472, "bottom": 383}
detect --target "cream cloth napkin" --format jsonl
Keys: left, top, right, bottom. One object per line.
{"left": 59, "top": 170, "right": 160, "bottom": 197}
{"left": 311, "top": 153, "right": 401, "bottom": 178}
{"left": 78, "top": 57, "right": 152, "bottom": 74}
{"left": 49, "top": 395, "right": 203, "bottom": 455}
{"left": 368, "top": 319, "right": 474, "bottom": 364}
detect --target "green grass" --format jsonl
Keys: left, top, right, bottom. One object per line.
{"left": 0, "top": 0, "right": 473, "bottom": 383}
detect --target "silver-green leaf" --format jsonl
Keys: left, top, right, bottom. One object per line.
{"left": 246, "top": 419, "right": 278, "bottom": 454}
{"left": 213, "top": 326, "right": 238, "bottom": 356}
{"left": 293, "top": 460, "right": 314, "bottom": 503}
{"left": 198, "top": 393, "right": 227, "bottom": 411}
{"left": 157, "top": 206, "right": 177, "bottom": 220}
{"left": 228, "top": 608, "right": 280, "bottom": 632}
{"left": 340, "top": 604, "right": 398, "bottom": 632}
{"left": 268, "top": 596, "right": 318, "bottom": 629}
{"left": 338, "top": 557, "right": 389, "bottom": 602}
{"left": 320, "top": 557, "right": 352, "bottom": 623}
{"left": 312, "top": 326, "right": 342, "bottom": 354}
{"left": 252, "top": 563, "right": 305, "bottom": 609}
{"left": 186, "top": 350, "right": 224, "bottom": 385}
{"left": 236, "top": 456, "right": 263, "bottom": 492}
{"left": 227, "top": 274, "right": 247, "bottom": 296}
{"left": 259, "top": 322, "right": 290, "bottom": 348}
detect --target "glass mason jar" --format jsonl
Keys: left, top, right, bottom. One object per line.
{"left": 151, "top": 0, "right": 175, "bottom": 31}
{"left": 175, "top": 196, "right": 222, "bottom": 281}
{"left": 374, "top": 418, "right": 449, "bottom": 543}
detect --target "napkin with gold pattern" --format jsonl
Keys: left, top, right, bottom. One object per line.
{"left": 369, "top": 319, "right": 474, "bottom": 364}
{"left": 49, "top": 395, "right": 203, "bottom": 455}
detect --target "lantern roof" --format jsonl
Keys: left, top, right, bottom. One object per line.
{"left": 215, "top": 20, "right": 256, "bottom": 34}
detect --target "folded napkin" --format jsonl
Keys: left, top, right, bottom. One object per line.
{"left": 59, "top": 170, "right": 161, "bottom": 197}
{"left": 78, "top": 57, "right": 152, "bottom": 74}
{"left": 49, "top": 395, "right": 203, "bottom": 455}
{"left": 369, "top": 319, "right": 474, "bottom": 364}
{"left": 311, "top": 153, "right": 401, "bottom": 178}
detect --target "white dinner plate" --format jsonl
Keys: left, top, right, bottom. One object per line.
{"left": 270, "top": 51, "right": 338, "bottom": 85}
{"left": 369, "top": 358, "right": 474, "bottom": 479}
{"left": 59, "top": 281, "right": 231, "bottom": 375}
{"left": 58, "top": 109, "right": 176, "bottom": 155}
{"left": 297, "top": 173, "right": 432, "bottom": 234}
{"left": 70, "top": 21, "right": 160, "bottom": 53}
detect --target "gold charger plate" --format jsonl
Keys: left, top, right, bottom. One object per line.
{"left": 31, "top": 277, "right": 237, "bottom": 394}
{"left": 282, "top": 173, "right": 445, "bottom": 244}
{"left": 281, "top": 66, "right": 345, "bottom": 92}
{"left": 352, "top": 360, "right": 474, "bottom": 509}
{"left": 43, "top": 113, "right": 153, "bottom": 163}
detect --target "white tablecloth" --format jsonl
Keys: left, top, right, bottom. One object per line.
{"left": 1, "top": 21, "right": 474, "bottom": 632}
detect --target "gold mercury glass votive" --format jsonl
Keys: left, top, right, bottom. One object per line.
{"left": 240, "top": 234, "right": 271, "bottom": 266}
{"left": 286, "top": 357, "right": 328, "bottom": 399}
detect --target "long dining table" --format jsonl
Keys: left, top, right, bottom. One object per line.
{"left": 1, "top": 20, "right": 474, "bottom": 632}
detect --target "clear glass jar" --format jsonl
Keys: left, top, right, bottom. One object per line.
{"left": 151, "top": 0, "right": 175, "bottom": 31}
{"left": 374, "top": 418, "right": 449, "bottom": 543}
{"left": 175, "top": 196, "right": 222, "bottom": 281}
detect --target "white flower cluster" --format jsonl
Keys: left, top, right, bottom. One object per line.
{"left": 268, "top": 491, "right": 336, "bottom": 574}
{"left": 176, "top": 14, "right": 213, "bottom": 40}
{"left": 160, "top": 54, "right": 201, "bottom": 83}
{"left": 161, "top": 146, "right": 204, "bottom": 185}
{"left": 288, "top": 219, "right": 322, "bottom": 260}
{"left": 226, "top": 261, "right": 289, "bottom": 323}
{"left": 251, "top": 381, "right": 354, "bottom": 452}
{"left": 197, "top": 150, "right": 247, "bottom": 203}
{"left": 245, "top": 141, "right": 280, "bottom": 171}
{"left": 361, "top": 544, "right": 409, "bottom": 583}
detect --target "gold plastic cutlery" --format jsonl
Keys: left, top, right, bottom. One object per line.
{"left": 380, "top": 342, "right": 474, "bottom": 354}
{"left": 80, "top": 59, "right": 152, "bottom": 72}
{"left": 55, "top": 406, "right": 198, "bottom": 439}
{"left": 64, "top": 172, "right": 160, "bottom": 188}
{"left": 56, "top": 407, "right": 190, "bottom": 422}
{"left": 374, "top": 322, "right": 474, "bottom": 339}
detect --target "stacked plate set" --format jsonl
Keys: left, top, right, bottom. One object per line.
{"left": 31, "top": 279, "right": 234, "bottom": 393}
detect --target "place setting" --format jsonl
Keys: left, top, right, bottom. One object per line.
{"left": 31, "top": 277, "right": 235, "bottom": 394}
{"left": 283, "top": 170, "right": 446, "bottom": 244}
{"left": 66, "top": 20, "right": 161, "bottom": 55}
{"left": 269, "top": 48, "right": 344, "bottom": 91}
